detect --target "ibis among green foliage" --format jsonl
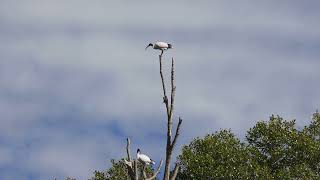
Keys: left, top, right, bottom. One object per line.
{"left": 87, "top": 111, "right": 320, "bottom": 179}
{"left": 89, "top": 159, "right": 156, "bottom": 180}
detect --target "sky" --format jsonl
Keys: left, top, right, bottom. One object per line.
{"left": 1, "top": 0, "right": 320, "bottom": 179}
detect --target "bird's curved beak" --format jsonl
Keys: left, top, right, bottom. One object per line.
{"left": 145, "top": 43, "right": 152, "bottom": 50}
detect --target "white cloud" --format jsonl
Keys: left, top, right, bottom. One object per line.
{"left": 25, "top": 133, "right": 122, "bottom": 179}
{"left": 0, "top": 0, "right": 320, "bottom": 179}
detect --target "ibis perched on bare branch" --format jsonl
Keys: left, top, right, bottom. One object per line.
{"left": 145, "top": 41, "right": 173, "bottom": 55}
{"left": 137, "top": 149, "right": 155, "bottom": 165}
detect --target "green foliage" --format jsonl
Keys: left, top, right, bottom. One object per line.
{"left": 89, "top": 159, "right": 129, "bottom": 180}
{"left": 86, "top": 112, "right": 320, "bottom": 179}
{"left": 89, "top": 159, "right": 156, "bottom": 180}
{"left": 246, "top": 115, "right": 300, "bottom": 173}
{"left": 178, "top": 112, "right": 320, "bottom": 179}
{"left": 247, "top": 114, "right": 320, "bottom": 178}
{"left": 301, "top": 111, "right": 320, "bottom": 176}
{"left": 177, "top": 130, "right": 257, "bottom": 179}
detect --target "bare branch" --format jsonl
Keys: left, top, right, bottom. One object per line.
{"left": 167, "top": 58, "right": 176, "bottom": 145}
{"left": 171, "top": 117, "right": 182, "bottom": 149}
{"left": 170, "top": 164, "right": 180, "bottom": 180}
{"left": 159, "top": 54, "right": 170, "bottom": 117}
{"left": 169, "top": 58, "right": 176, "bottom": 120}
{"left": 124, "top": 159, "right": 132, "bottom": 167}
{"left": 146, "top": 160, "right": 164, "bottom": 180}
{"left": 127, "top": 138, "right": 132, "bottom": 162}
{"left": 125, "top": 138, "right": 135, "bottom": 180}
{"left": 134, "top": 160, "right": 138, "bottom": 180}
{"left": 142, "top": 164, "right": 147, "bottom": 179}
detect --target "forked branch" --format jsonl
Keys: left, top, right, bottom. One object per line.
{"left": 171, "top": 117, "right": 183, "bottom": 149}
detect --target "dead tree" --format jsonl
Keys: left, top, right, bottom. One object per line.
{"left": 158, "top": 55, "right": 182, "bottom": 180}
{"left": 124, "top": 53, "right": 182, "bottom": 180}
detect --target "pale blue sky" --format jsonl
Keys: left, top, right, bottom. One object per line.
{"left": 0, "top": 1, "right": 320, "bottom": 179}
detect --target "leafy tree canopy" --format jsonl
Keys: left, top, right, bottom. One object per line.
{"left": 178, "top": 112, "right": 320, "bottom": 179}
{"left": 86, "top": 111, "right": 320, "bottom": 179}
{"left": 89, "top": 159, "right": 156, "bottom": 180}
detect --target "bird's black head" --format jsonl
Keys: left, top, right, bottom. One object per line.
{"left": 137, "top": 148, "right": 141, "bottom": 153}
{"left": 168, "top": 43, "right": 173, "bottom": 49}
{"left": 145, "top": 43, "right": 153, "bottom": 50}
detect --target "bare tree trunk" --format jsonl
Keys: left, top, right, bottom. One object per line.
{"left": 158, "top": 55, "right": 182, "bottom": 180}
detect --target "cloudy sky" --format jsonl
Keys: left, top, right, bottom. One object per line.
{"left": 1, "top": 0, "right": 320, "bottom": 179}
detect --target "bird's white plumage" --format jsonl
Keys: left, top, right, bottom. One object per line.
{"left": 137, "top": 149, "right": 155, "bottom": 165}
{"left": 145, "top": 41, "right": 173, "bottom": 55}
{"left": 153, "top": 42, "right": 169, "bottom": 50}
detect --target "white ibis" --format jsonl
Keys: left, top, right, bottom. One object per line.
{"left": 137, "top": 149, "right": 155, "bottom": 165}
{"left": 145, "top": 41, "right": 173, "bottom": 55}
